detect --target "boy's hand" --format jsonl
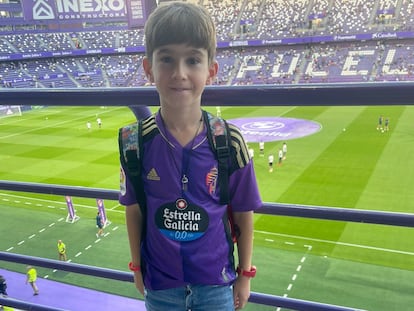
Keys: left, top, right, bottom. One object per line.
{"left": 133, "top": 270, "right": 145, "bottom": 296}
{"left": 233, "top": 276, "right": 251, "bottom": 309}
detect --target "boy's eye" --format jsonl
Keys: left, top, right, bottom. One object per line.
{"left": 160, "top": 56, "right": 173, "bottom": 63}
{"left": 187, "top": 58, "right": 200, "bottom": 65}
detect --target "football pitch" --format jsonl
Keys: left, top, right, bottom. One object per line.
{"left": 1, "top": 105, "right": 414, "bottom": 311}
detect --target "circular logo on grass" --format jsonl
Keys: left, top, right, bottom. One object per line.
{"left": 228, "top": 117, "right": 321, "bottom": 142}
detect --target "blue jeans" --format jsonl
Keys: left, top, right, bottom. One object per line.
{"left": 145, "top": 284, "right": 235, "bottom": 311}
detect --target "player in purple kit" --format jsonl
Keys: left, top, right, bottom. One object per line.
{"left": 119, "top": 2, "right": 262, "bottom": 310}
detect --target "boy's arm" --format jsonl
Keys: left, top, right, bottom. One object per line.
{"left": 232, "top": 210, "right": 254, "bottom": 310}
{"left": 125, "top": 203, "right": 144, "bottom": 295}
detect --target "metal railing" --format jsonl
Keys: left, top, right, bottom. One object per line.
{"left": 1, "top": 181, "right": 413, "bottom": 311}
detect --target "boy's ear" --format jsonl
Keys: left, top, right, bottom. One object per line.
{"left": 206, "top": 61, "right": 219, "bottom": 85}
{"left": 142, "top": 57, "right": 154, "bottom": 82}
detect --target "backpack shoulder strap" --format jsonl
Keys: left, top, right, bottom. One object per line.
{"left": 118, "top": 115, "right": 158, "bottom": 237}
{"left": 203, "top": 110, "right": 251, "bottom": 204}
{"left": 203, "top": 110, "right": 232, "bottom": 205}
{"left": 226, "top": 122, "right": 251, "bottom": 169}
{"left": 118, "top": 121, "right": 145, "bottom": 208}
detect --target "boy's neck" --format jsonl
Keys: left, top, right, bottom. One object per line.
{"left": 160, "top": 107, "right": 203, "bottom": 132}
{"left": 159, "top": 108, "right": 204, "bottom": 146}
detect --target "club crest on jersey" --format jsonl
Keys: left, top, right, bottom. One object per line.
{"left": 155, "top": 199, "right": 209, "bottom": 242}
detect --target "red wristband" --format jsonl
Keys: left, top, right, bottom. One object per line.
{"left": 128, "top": 262, "right": 141, "bottom": 272}
{"left": 236, "top": 265, "right": 257, "bottom": 278}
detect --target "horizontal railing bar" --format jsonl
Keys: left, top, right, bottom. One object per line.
{"left": 0, "top": 252, "right": 133, "bottom": 282}
{"left": 0, "top": 180, "right": 119, "bottom": 200}
{"left": 257, "top": 204, "right": 414, "bottom": 228}
{"left": 1, "top": 180, "right": 413, "bottom": 228}
{"left": 249, "top": 293, "right": 362, "bottom": 311}
{"left": 1, "top": 83, "right": 414, "bottom": 107}
{"left": 0, "top": 252, "right": 361, "bottom": 311}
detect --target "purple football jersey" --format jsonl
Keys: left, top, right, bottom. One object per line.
{"left": 119, "top": 112, "right": 262, "bottom": 290}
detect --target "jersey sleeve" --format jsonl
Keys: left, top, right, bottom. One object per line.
{"left": 119, "top": 163, "right": 138, "bottom": 206}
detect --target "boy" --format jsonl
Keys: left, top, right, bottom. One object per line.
{"left": 119, "top": 2, "right": 262, "bottom": 310}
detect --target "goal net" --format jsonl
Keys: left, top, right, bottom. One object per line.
{"left": 0, "top": 105, "right": 22, "bottom": 118}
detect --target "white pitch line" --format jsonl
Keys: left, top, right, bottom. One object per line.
{"left": 85, "top": 245, "right": 92, "bottom": 250}
{"left": 39, "top": 228, "right": 45, "bottom": 232}
{"left": 17, "top": 240, "right": 24, "bottom": 245}
{"left": 6, "top": 247, "right": 14, "bottom": 251}
{"left": 29, "top": 234, "right": 36, "bottom": 239}
{"left": 75, "top": 252, "right": 82, "bottom": 257}
{"left": 109, "top": 203, "right": 122, "bottom": 210}
{"left": 255, "top": 230, "right": 414, "bottom": 256}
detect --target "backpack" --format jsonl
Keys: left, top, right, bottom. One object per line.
{"left": 119, "top": 110, "right": 245, "bottom": 242}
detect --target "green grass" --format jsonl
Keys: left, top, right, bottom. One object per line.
{"left": 1, "top": 105, "right": 414, "bottom": 310}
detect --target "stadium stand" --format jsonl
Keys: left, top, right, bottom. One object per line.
{"left": 1, "top": 0, "right": 414, "bottom": 88}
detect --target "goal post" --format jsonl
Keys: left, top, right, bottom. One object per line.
{"left": 0, "top": 105, "right": 22, "bottom": 118}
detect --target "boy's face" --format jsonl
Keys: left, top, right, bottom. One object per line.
{"left": 143, "top": 44, "right": 218, "bottom": 108}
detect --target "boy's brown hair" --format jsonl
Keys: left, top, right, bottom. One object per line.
{"left": 144, "top": 2, "right": 217, "bottom": 64}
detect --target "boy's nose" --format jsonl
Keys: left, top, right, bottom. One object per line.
{"left": 172, "top": 62, "right": 186, "bottom": 79}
